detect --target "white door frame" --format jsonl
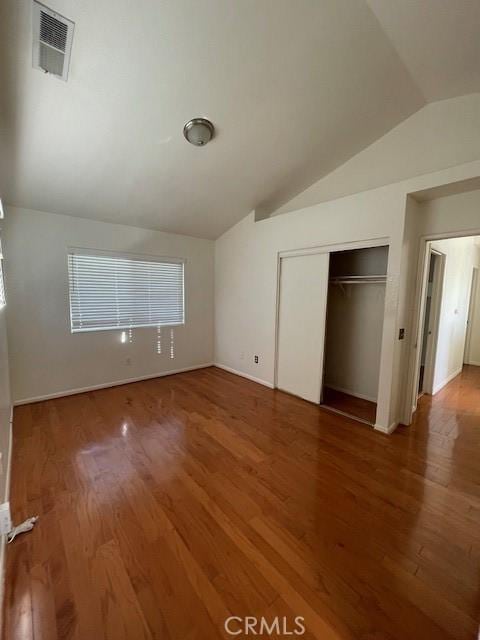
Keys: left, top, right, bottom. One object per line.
{"left": 273, "top": 236, "right": 390, "bottom": 408}
{"left": 420, "top": 249, "right": 446, "bottom": 396}
{"left": 464, "top": 267, "right": 479, "bottom": 364}
{"left": 404, "top": 228, "right": 480, "bottom": 424}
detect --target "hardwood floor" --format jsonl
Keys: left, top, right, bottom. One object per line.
{"left": 322, "top": 387, "right": 377, "bottom": 424}
{"left": 3, "top": 365, "right": 480, "bottom": 639}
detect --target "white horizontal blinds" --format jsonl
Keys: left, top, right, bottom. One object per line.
{"left": 68, "top": 250, "right": 184, "bottom": 332}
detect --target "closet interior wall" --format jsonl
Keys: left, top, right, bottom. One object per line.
{"left": 323, "top": 246, "right": 388, "bottom": 424}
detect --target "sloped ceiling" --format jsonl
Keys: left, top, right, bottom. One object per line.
{"left": 273, "top": 93, "right": 480, "bottom": 216}
{"left": 366, "top": 0, "right": 480, "bottom": 102}
{"left": 0, "top": 1, "right": 477, "bottom": 238}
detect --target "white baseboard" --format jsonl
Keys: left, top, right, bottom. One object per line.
{"left": 13, "top": 363, "right": 214, "bottom": 406}
{"left": 324, "top": 383, "right": 377, "bottom": 404}
{"left": 432, "top": 366, "right": 463, "bottom": 395}
{"left": 374, "top": 421, "right": 399, "bottom": 435}
{"left": 464, "top": 360, "right": 480, "bottom": 367}
{"left": 213, "top": 363, "right": 274, "bottom": 389}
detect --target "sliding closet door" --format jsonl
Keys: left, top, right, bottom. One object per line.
{"left": 276, "top": 253, "right": 329, "bottom": 403}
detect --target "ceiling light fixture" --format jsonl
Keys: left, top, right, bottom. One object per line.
{"left": 183, "top": 118, "right": 215, "bottom": 146}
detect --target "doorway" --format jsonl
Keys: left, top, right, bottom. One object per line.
{"left": 464, "top": 267, "right": 479, "bottom": 364}
{"left": 407, "top": 235, "right": 478, "bottom": 423}
{"left": 321, "top": 245, "right": 388, "bottom": 425}
{"left": 417, "top": 249, "right": 445, "bottom": 397}
{"left": 275, "top": 239, "right": 391, "bottom": 430}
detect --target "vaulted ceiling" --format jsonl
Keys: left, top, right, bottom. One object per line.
{"left": 0, "top": 1, "right": 478, "bottom": 239}
{"left": 366, "top": 0, "right": 480, "bottom": 103}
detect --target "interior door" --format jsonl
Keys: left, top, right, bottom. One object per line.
{"left": 464, "top": 268, "right": 478, "bottom": 363}
{"left": 423, "top": 251, "right": 445, "bottom": 394}
{"left": 276, "top": 252, "right": 329, "bottom": 403}
{"left": 418, "top": 252, "right": 436, "bottom": 395}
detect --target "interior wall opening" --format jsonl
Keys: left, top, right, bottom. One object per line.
{"left": 410, "top": 234, "right": 480, "bottom": 417}
{"left": 274, "top": 242, "right": 389, "bottom": 429}
{"left": 321, "top": 245, "right": 389, "bottom": 426}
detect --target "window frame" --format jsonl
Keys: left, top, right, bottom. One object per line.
{"left": 67, "top": 247, "right": 186, "bottom": 334}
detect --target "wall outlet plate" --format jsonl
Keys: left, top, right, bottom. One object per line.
{"left": 0, "top": 502, "right": 12, "bottom": 536}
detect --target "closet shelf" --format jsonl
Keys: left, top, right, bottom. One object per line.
{"left": 329, "top": 274, "right": 387, "bottom": 285}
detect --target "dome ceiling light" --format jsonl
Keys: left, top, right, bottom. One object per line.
{"left": 183, "top": 118, "right": 215, "bottom": 146}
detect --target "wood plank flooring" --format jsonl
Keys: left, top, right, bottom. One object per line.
{"left": 322, "top": 387, "right": 377, "bottom": 424}
{"left": 3, "top": 365, "right": 480, "bottom": 639}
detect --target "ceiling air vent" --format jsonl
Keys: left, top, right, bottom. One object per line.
{"left": 32, "top": 1, "right": 74, "bottom": 81}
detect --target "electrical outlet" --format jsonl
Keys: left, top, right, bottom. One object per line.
{"left": 254, "top": 355, "right": 259, "bottom": 364}
{"left": 240, "top": 352, "right": 245, "bottom": 360}
{"left": 0, "top": 502, "right": 12, "bottom": 536}
{"left": 125, "top": 357, "right": 132, "bottom": 366}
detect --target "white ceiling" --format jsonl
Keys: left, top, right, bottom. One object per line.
{"left": 366, "top": 0, "right": 480, "bottom": 103}
{"left": 0, "top": 1, "right": 478, "bottom": 239}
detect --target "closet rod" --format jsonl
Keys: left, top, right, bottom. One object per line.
{"left": 329, "top": 275, "right": 387, "bottom": 285}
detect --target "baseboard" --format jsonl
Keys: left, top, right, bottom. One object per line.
{"left": 13, "top": 363, "right": 214, "bottom": 406}
{"left": 213, "top": 363, "right": 274, "bottom": 389}
{"left": 432, "top": 366, "right": 463, "bottom": 395}
{"left": 374, "top": 421, "right": 398, "bottom": 435}
{"left": 324, "top": 383, "right": 377, "bottom": 404}
{"left": 464, "top": 360, "right": 480, "bottom": 367}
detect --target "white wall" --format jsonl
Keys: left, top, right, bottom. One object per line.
{"left": 324, "top": 283, "right": 385, "bottom": 402}
{"left": 428, "top": 237, "right": 477, "bottom": 393}
{"left": 394, "top": 196, "right": 423, "bottom": 421}
{"left": 417, "top": 189, "right": 480, "bottom": 238}
{"left": 274, "top": 93, "right": 480, "bottom": 216}
{"left": 4, "top": 207, "right": 214, "bottom": 403}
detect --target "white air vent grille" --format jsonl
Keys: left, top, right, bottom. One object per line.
{"left": 33, "top": 1, "right": 74, "bottom": 81}
{"left": 40, "top": 11, "right": 68, "bottom": 51}
{"left": 39, "top": 43, "right": 65, "bottom": 76}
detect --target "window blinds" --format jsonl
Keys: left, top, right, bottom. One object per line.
{"left": 68, "top": 249, "right": 184, "bottom": 332}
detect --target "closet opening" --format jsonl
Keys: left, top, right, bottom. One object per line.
{"left": 321, "top": 245, "right": 389, "bottom": 425}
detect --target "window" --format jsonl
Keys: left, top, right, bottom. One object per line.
{"left": 68, "top": 249, "right": 184, "bottom": 333}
